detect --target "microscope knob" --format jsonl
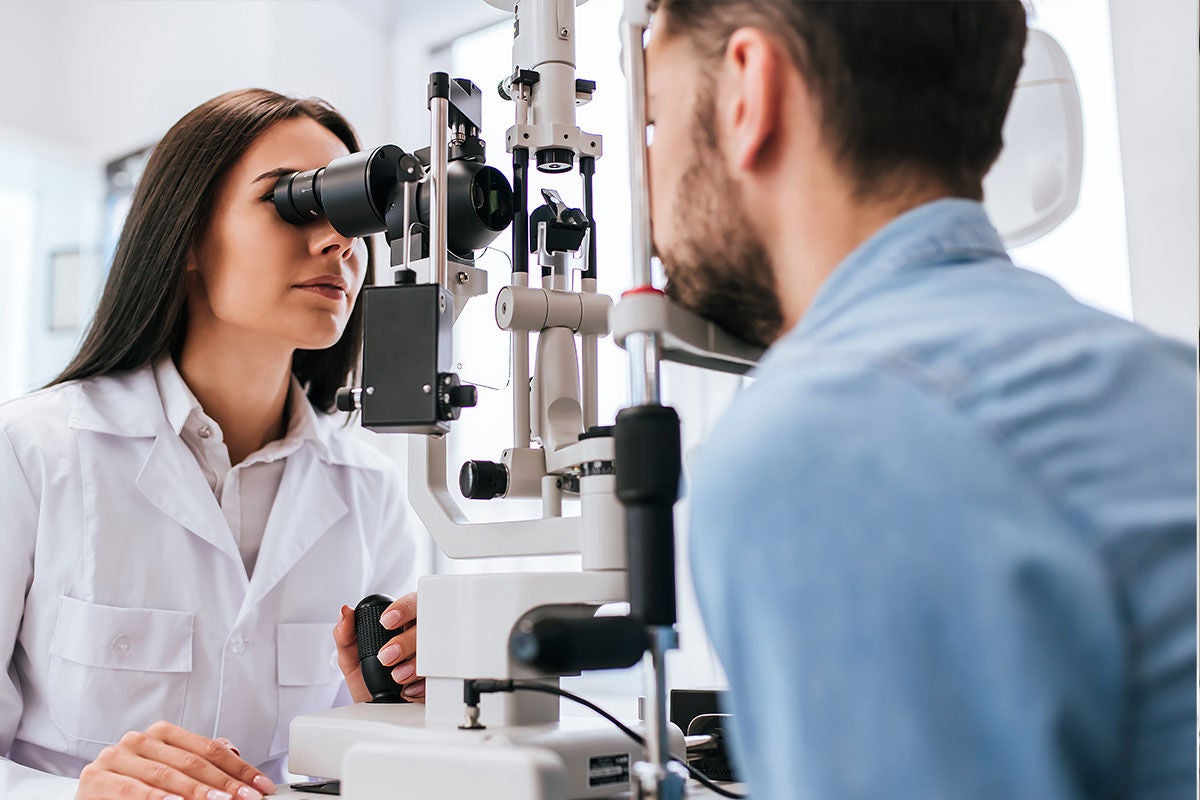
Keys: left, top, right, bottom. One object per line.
{"left": 335, "top": 386, "right": 361, "bottom": 413}
{"left": 354, "top": 594, "right": 409, "bottom": 704}
{"left": 436, "top": 374, "right": 477, "bottom": 421}
{"left": 450, "top": 384, "right": 477, "bottom": 409}
{"left": 460, "top": 460, "right": 508, "bottom": 500}
{"left": 510, "top": 616, "right": 648, "bottom": 674}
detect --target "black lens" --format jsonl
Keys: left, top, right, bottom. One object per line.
{"left": 318, "top": 146, "right": 403, "bottom": 238}
{"left": 418, "top": 161, "right": 514, "bottom": 253}
{"left": 272, "top": 145, "right": 404, "bottom": 238}
{"left": 535, "top": 147, "right": 574, "bottom": 173}
{"left": 471, "top": 166, "right": 513, "bottom": 232}
{"left": 274, "top": 168, "right": 324, "bottom": 224}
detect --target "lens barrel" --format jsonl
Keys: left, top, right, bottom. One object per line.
{"left": 273, "top": 145, "right": 405, "bottom": 238}
{"left": 273, "top": 144, "right": 513, "bottom": 254}
{"left": 274, "top": 168, "right": 324, "bottom": 225}
{"left": 417, "top": 160, "right": 514, "bottom": 253}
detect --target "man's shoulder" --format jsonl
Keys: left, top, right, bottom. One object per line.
{"left": 694, "top": 272, "right": 1197, "bottom": 557}
{"left": 689, "top": 358, "right": 954, "bottom": 512}
{"left": 773, "top": 259, "right": 1195, "bottom": 446}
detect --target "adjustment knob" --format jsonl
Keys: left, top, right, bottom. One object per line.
{"left": 460, "top": 460, "right": 508, "bottom": 500}
{"left": 436, "top": 374, "right": 477, "bottom": 422}
{"left": 336, "top": 386, "right": 361, "bottom": 412}
{"left": 536, "top": 146, "right": 574, "bottom": 173}
{"left": 397, "top": 153, "right": 423, "bottom": 182}
{"left": 450, "top": 384, "right": 477, "bottom": 409}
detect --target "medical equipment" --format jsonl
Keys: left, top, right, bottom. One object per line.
{"left": 269, "top": 1, "right": 752, "bottom": 798}
{"left": 270, "top": 2, "right": 1083, "bottom": 796}
{"left": 983, "top": 28, "right": 1083, "bottom": 247}
{"left": 353, "top": 595, "right": 412, "bottom": 705}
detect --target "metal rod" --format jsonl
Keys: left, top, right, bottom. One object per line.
{"left": 401, "top": 180, "right": 413, "bottom": 275}
{"left": 580, "top": 155, "right": 597, "bottom": 280}
{"left": 513, "top": 271, "right": 531, "bottom": 448}
{"left": 626, "top": 331, "right": 661, "bottom": 407}
{"left": 582, "top": 335, "right": 598, "bottom": 430}
{"left": 621, "top": 21, "right": 654, "bottom": 288}
{"left": 513, "top": 148, "right": 529, "bottom": 274}
{"left": 430, "top": 94, "right": 450, "bottom": 288}
{"left": 645, "top": 625, "right": 679, "bottom": 796}
{"left": 582, "top": 275, "right": 599, "bottom": 430}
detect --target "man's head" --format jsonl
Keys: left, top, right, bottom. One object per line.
{"left": 646, "top": 0, "right": 1028, "bottom": 348}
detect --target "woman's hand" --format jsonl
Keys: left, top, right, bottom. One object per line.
{"left": 75, "top": 721, "right": 275, "bottom": 800}
{"left": 332, "top": 592, "right": 424, "bottom": 703}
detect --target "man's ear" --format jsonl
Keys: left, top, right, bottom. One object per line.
{"left": 722, "top": 28, "right": 784, "bottom": 173}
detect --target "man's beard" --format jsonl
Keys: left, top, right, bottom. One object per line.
{"left": 659, "top": 92, "right": 784, "bottom": 350}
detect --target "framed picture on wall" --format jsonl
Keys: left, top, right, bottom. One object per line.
{"left": 46, "top": 248, "right": 99, "bottom": 332}
{"left": 103, "top": 143, "right": 154, "bottom": 269}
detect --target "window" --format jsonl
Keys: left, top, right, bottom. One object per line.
{"left": 0, "top": 128, "right": 102, "bottom": 402}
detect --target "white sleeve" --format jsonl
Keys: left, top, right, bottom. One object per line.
{"left": 0, "top": 425, "right": 78, "bottom": 799}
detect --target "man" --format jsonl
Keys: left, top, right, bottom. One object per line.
{"left": 644, "top": 2, "right": 1196, "bottom": 798}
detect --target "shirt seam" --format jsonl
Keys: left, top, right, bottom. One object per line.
{"left": 0, "top": 424, "right": 38, "bottom": 515}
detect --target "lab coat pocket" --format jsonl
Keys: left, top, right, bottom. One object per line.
{"left": 47, "top": 596, "right": 194, "bottom": 748}
{"left": 270, "top": 622, "right": 343, "bottom": 757}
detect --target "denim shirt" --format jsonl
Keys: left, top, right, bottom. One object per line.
{"left": 688, "top": 199, "right": 1196, "bottom": 799}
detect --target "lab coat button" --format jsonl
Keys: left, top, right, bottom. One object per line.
{"left": 111, "top": 635, "right": 132, "bottom": 655}
{"left": 231, "top": 636, "right": 248, "bottom": 654}
{"left": 197, "top": 424, "right": 212, "bottom": 439}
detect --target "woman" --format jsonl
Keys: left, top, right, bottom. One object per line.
{"left": 0, "top": 89, "right": 423, "bottom": 800}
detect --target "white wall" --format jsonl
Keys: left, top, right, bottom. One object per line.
{"left": 0, "top": 0, "right": 399, "bottom": 394}
{"left": 1109, "top": 0, "right": 1199, "bottom": 343}
{"left": 3, "top": 0, "right": 394, "bottom": 163}
{"left": 0, "top": 1, "right": 71, "bottom": 152}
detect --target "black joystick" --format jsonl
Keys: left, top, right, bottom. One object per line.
{"left": 354, "top": 594, "right": 409, "bottom": 704}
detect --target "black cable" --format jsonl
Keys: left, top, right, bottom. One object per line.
{"left": 469, "top": 680, "right": 747, "bottom": 799}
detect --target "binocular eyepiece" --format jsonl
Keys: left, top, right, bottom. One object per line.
{"left": 273, "top": 144, "right": 514, "bottom": 254}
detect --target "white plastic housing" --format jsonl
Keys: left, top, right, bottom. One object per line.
{"left": 532, "top": 326, "right": 583, "bottom": 453}
{"left": 497, "top": 285, "right": 613, "bottom": 335}
{"left": 984, "top": 28, "right": 1083, "bottom": 247}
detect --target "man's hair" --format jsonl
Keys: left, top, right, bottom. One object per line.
{"left": 656, "top": 0, "right": 1029, "bottom": 201}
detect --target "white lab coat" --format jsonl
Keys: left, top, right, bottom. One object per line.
{"left": 0, "top": 366, "right": 415, "bottom": 798}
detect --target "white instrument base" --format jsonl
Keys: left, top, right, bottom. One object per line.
{"left": 288, "top": 702, "right": 684, "bottom": 799}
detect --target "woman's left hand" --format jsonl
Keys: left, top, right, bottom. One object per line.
{"left": 333, "top": 592, "right": 424, "bottom": 703}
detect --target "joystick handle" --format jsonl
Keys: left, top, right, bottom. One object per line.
{"left": 354, "top": 594, "right": 409, "bottom": 704}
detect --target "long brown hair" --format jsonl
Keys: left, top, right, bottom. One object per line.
{"left": 49, "top": 88, "right": 372, "bottom": 412}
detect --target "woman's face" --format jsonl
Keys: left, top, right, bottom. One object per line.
{"left": 189, "top": 116, "right": 369, "bottom": 352}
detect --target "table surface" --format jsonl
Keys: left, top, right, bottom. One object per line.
{"left": 274, "top": 778, "right": 747, "bottom": 799}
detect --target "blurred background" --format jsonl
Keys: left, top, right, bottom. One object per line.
{"left": 0, "top": 0, "right": 1195, "bottom": 699}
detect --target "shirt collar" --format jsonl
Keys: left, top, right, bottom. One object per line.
{"left": 152, "top": 357, "right": 327, "bottom": 463}
{"left": 785, "top": 198, "right": 1009, "bottom": 346}
{"left": 271, "top": 374, "right": 324, "bottom": 462}
{"left": 153, "top": 356, "right": 202, "bottom": 437}
{"left": 69, "top": 363, "right": 388, "bottom": 471}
